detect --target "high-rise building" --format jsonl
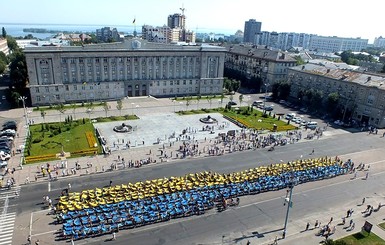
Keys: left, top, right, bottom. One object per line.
{"left": 167, "top": 13, "right": 185, "bottom": 29}
{"left": 96, "top": 27, "right": 120, "bottom": 42}
{"left": 243, "top": 19, "right": 262, "bottom": 44}
{"left": 374, "top": 36, "right": 385, "bottom": 48}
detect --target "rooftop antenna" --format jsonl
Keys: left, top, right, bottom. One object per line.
{"left": 180, "top": 4, "right": 186, "bottom": 30}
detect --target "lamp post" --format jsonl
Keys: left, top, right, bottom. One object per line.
{"left": 19, "top": 96, "right": 28, "bottom": 126}
{"left": 131, "top": 102, "right": 135, "bottom": 115}
{"left": 263, "top": 83, "right": 269, "bottom": 113}
{"left": 283, "top": 177, "right": 296, "bottom": 239}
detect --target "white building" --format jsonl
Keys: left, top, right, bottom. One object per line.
{"left": 24, "top": 39, "right": 225, "bottom": 106}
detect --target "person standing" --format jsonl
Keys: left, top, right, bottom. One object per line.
{"left": 305, "top": 222, "right": 310, "bottom": 231}
{"left": 112, "top": 231, "right": 116, "bottom": 240}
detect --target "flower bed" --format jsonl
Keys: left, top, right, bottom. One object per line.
{"left": 85, "top": 131, "right": 97, "bottom": 148}
{"left": 25, "top": 154, "right": 57, "bottom": 164}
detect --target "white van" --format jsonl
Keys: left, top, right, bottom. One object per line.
{"left": 307, "top": 121, "right": 318, "bottom": 129}
{"left": 285, "top": 113, "right": 296, "bottom": 120}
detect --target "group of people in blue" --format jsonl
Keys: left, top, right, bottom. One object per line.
{"left": 55, "top": 156, "right": 353, "bottom": 241}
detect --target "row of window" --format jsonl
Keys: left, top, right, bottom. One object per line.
{"left": 61, "top": 56, "right": 202, "bottom": 65}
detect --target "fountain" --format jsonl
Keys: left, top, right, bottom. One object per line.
{"left": 199, "top": 115, "right": 217, "bottom": 124}
{"left": 113, "top": 123, "right": 133, "bottom": 133}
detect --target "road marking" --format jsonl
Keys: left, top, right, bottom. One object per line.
{"left": 48, "top": 182, "right": 51, "bottom": 192}
{"left": 31, "top": 229, "right": 59, "bottom": 236}
{"left": 29, "top": 211, "right": 33, "bottom": 236}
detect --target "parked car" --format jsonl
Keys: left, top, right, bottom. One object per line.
{"left": 285, "top": 113, "right": 296, "bottom": 120}
{"left": 0, "top": 161, "right": 8, "bottom": 168}
{"left": 263, "top": 106, "right": 274, "bottom": 111}
{"left": 0, "top": 151, "right": 11, "bottom": 161}
{"left": 252, "top": 101, "right": 264, "bottom": 107}
{"left": 2, "top": 120, "right": 17, "bottom": 130}
{"left": 228, "top": 101, "right": 237, "bottom": 106}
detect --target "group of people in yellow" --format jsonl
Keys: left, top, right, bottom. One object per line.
{"left": 57, "top": 156, "right": 348, "bottom": 213}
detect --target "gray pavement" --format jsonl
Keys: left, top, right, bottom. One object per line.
{"left": 2, "top": 94, "right": 385, "bottom": 245}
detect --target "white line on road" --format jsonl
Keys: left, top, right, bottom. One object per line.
{"left": 48, "top": 182, "right": 51, "bottom": 192}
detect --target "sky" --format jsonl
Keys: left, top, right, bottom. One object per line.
{"left": 1, "top": 0, "right": 384, "bottom": 43}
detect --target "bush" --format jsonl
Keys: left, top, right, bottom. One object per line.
{"left": 32, "top": 137, "right": 43, "bottom": 143}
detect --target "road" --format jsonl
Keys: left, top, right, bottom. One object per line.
{"left": 14, "top": 131, "right": 385, "bottom": 244}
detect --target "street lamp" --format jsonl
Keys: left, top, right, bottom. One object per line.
{"left": 135, "top": 104, "right": 140, "bottom": 116}
{"left": 131, "top": 102, "right": 135, "bottom": 115}
{"left": 282, "top": 176, "right": 297, "bottom": 239}
{"left": 263, "top": 83, "right": 269, "bottom": 113}
{"left": 19, "top": 96, "right": 28, "bottom": 126}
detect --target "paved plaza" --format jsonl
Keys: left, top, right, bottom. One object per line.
{"left": 95, "top": 113, "right": 242, "bottom": 151}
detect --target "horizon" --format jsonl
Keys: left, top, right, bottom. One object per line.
{"left": 1, "top": 0, "right": 384, "bottom": 43}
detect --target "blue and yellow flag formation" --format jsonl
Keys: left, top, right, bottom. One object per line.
{"left": 56, "top": 157, "right": 353, "bottom": 240}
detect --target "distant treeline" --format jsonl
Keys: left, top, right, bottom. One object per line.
{"left": 22, "top": 28, "right": 89, "bottom": 34}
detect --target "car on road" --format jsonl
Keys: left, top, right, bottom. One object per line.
{"left": 285, "top": 113, "right": 296, "bottom": 120}
{"left": 263, "top": 106, "right": 274, "bottom": 111}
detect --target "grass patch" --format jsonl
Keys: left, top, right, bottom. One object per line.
{"left": 93, "top": 115, "right": 139, "bottom": 122}
{"left": 25, "top": 119, "right": 101, "bottom": 163}
{"left": 177, "top": 107, "right": 296, "bottom": 132}
{"left": 173, "top": 94, "right": 225, "bottom": 101}
{"left": 379, "top": 223, "right": 385, "bottom": 230}
{"left": 336, "top": 231, "right": 385, "bottom": 245}
{"left": 33, "top": 101, "right": 105, "bottom": 112}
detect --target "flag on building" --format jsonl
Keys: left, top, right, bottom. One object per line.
{"left": 132, "top": 18, "right": 136, "bottom": 24}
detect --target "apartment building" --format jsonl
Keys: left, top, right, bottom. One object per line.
{"left": 288, "top": 63, "right": 385, "bottom": 128}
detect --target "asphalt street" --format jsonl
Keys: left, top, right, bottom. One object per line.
{"left": 14, "top": 131, "right": 385, "bottom": 245}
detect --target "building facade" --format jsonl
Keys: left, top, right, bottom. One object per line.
{"left": 224, "top": 44, "right": 297, "bottom": 90}
{"left": 96, "top": 27, "right": 120, "bottom": 42}
{"left": 309, "top": 36, "right": 368, "bottom": 52}
{"left": 0, "top": 38, "right": 9, "bottom": 56}
{"left": 24, "top": 39, "right": 226, "bottom": 106}
{"left": 288, "top": 64, "right": 385, "bottom": 128}
{"left": 243, "top": 19, "right": 262, "bottom": 44}
{"left": 142, "top": 25, "right": 195, "bottom": 44}
{"left": 373, "top": 36, "right": 385, "bottom": 48}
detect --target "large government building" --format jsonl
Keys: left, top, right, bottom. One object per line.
{"left": 288, "top": 63, "right": 385, "bottom": 128}
{"left": 24, "top": 39, "right": 226, "bottom": 106}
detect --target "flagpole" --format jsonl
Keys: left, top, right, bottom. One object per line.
{"left": 133, "top": 16, "right": 136, "bottom": 37}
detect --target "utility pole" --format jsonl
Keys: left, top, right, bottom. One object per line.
{"left": 283, "top": 181, "right": 295, "bottom": 239}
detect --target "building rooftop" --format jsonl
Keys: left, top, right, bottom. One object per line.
{"left": 24, "top": 38, "right": 226, "bottom": 53}
{"left": 290, "top": 63, "right": 385, "bottom": 90}
{"left": 225, "top": 44, "right": 296, "bottom": 62}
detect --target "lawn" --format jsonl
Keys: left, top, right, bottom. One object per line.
{"left": 337, "top": 231, "right": 385, "bottom": 245}
{"left": 25, "top": 119, "right": 101, "bottom": 163}
{"left": 178, "top": 107, "right": 296, "bottom": 132}
{"left": 379, "top": 223, "right": 385, "bottom": 230}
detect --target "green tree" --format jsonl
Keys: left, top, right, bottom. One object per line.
{"left": 0, "top": 60, "right": 5, "bottom": 74}
{"left": 239, "top": 94, "right": 244, "bottom": 106}
{"left": 9, "top": 50, "right": 28, "bottom": 89}
{"left": 70, "top": 103, "right": 77, "bottom": 120}
{"left": 220, "top": 93, "right": 225, "bottom": 106}
{"left": 86, "top": 102, "right": 94, "bottom": 120}
{"left": 116, "top": 99, "right": 123, "bottom": 116}
{"left": 185, "top": 97, "right": 192, "bottom": 111}
{"left": 196, "top": 95, "right": 201, "bottom": 109}
{"left": 102, "top": 101, "right": 110, "bottom": 117}
{"left": 55, "top": 103, "right": 66, "bottom": 123}
{"left": 1, "top": 27, "right": 6, "bottom": 38}
{"left": 294, "top": 55, "right": 305, "bottom": 65}
{"left": 206, "top": 95, "right": 213, "bottom": 109}
{"left": 6, "top": 36, "right": 18, "bottom": 51}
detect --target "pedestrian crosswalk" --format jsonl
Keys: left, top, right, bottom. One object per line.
{"left": 0, "top": 212, "right": 16, "bottom": 245}
{"left": 0, "top": 186, "right": 20, "bottom": 200}
{"left": 0, "top": 186, "right": 19, "bottom": 245}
